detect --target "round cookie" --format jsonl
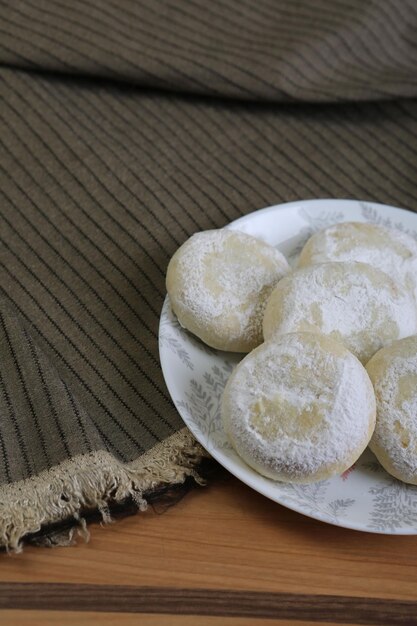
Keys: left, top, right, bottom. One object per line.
{"left": 366, "top": 335, "right": 417, "bottom": 485}
{"left": 166, "top": 229, "right": 289, "bottom": 352}
{"left": 297, "top": 221, "right": 417, "bottom": 302}
{"left": 263, "top": 261, "right": 417, "bottom": 363}
{"left": 221, "top": 332, "right": 376, "bottom": 483}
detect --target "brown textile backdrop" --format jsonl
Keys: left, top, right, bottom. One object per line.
{"left": 0, "top": 0, "right": 417, "bottom": 549}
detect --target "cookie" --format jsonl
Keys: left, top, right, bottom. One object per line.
{"left": 366, "top": 335, "right": 417, "bottom": 485}
{"left": 263, "top": 261, "right": 417, "bottom": 363}
{"left": 221, "top": 332, "right": 376, "bottom": 483}
{"left": 166, "top": 229, "right": 289, "bottom": 352}
{"left": 298, "top": 221, "right": 417, "bottom": 302}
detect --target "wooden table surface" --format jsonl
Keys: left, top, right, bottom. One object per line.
{"left": 1, "top": 468, "right": 417, "bottom": 626}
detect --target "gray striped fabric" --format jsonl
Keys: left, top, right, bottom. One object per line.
{"left": 1, "top": 0, "right": 417, "bottom": 547}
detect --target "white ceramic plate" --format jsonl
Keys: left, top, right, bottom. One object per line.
{"left": 159, "top": 199, "right": 417, "bottom": 534}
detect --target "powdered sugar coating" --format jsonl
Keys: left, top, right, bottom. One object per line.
{"left": 263, "top": 261, "right": 417, "bottom": 363}
{"left": 221, "top": 333, "right": 376, "bottom": 483}
{"left": 298, "top": 221, "right": 417, "bottom": 302}
{"left": 166, "top": 229, "right": 289, "bottom": 352}
{"left": 366, "top": 336, "right": 417, "bottom": 484}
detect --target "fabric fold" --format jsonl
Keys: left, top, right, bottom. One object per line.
{"left": 0, "top": 295, "right": 107, "bottom": 483}
{"left": 1, "top": 0, "right": 417, "bottom": 103}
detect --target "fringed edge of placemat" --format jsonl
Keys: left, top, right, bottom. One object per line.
{"left": 0, "top": 427, "right": 210, "bottom": 552}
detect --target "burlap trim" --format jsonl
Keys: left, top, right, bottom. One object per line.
{"left": 0, "top": 428, "right": 208, "bottom": 552}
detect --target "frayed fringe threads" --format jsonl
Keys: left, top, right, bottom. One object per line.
{"left": 0, "top": 428, "right": 208, "bottom": 553}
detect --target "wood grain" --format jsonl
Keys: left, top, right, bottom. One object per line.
{"left": 1, "top": 583, "right": 417, "bottom": 624}
{"left": 0, "top": 613, "right": 360, "bottom": 626}
{"left": 2, "top": 471, "right": 417, "bottom": 625}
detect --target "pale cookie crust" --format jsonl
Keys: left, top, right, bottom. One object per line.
{"left": 166, "top": 229, "right": 289, "bottom": 352}
{"left": 366, "top": 335, "right": 417, "bottom": 485}
{"left": 222, "top": 332, "right": 376, "bottom": 483}
{"left": 298, "top": 221, "right": 417, "bottom": 303}
{"left": 263, "top": 261, "right": 417, "bottom": 363}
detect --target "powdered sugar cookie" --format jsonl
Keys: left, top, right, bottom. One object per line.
{"left": 166, "top": 229, "right": 289, "bottom": 352}
{"left": 263, "top": 261, "right": 417, "bottom": 363}
{"left": 298, "top": 221, "right": 417, "bottom": 302}
{"left": 366, "top": 335, "right": 417, "bottom": 485}
{"left": 221, "top": 332, "right": 376, "bottom": 483}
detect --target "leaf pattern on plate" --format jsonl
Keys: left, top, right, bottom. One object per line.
{"left": 299, "top": 208, "right": 346, "bottom": 231}
{"left": 276, "top": 480, "right": 330, "bottom": 517}
{"left": 177, "top": 361, "right": 234, "bottom": 449}
{"left": 360, "top": 202, "right": 417, "bottom": 240}
{"left": 159, "top": 332, "right": 194, "bottom": 370}
{"left": 327, "top": 498, "right": 356, "bottom": 523}
{"left": 368, "top": 479, "right": 417, "bottom": 532}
